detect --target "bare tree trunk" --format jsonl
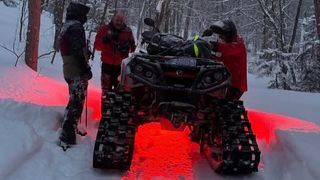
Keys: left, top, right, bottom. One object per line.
{"left": 19, "top": 0, "right": 27, "bottom": 42}
{"left": 176, "top": 4, "right": 182, "bottom": 36}
{"left": 53, "top": 0, "right": 65, "bottom": 51}
{"left": 171, "top": 9, "right": 177, "bottom": 34}
{"left": 100, "top": 0, "right": 109, "bottom": 25}
{"left": 25, "top": 0, "right": 41, "bottom": 71}
{"left": 89, "top": 0, "right": 97, "bottom": 40}
{"left": 288, "top": 0, "right": 302, "bottom": 53}
{"left": 315, "top": 0, "right": 320, "bottom": 39}
{"left": 183, "top": 0, "right": 194, "bottom": 39}
{"left": 154, "top": 0, "right": 171, "bottom": 30}
{"left": 256, "top": 0, "right": 282, "bottom": 50}
{"left": 124, "top": 0, "right": 133, "bottom": 23}
{"left": 114, "top": 0, "right": 118, "bottom": 11}
{"left": 136, "top": 0, "right": 147, "bottom": 40}
{"left": 261, "top": 19, "right": 268, "bottom": 49}
{"left": 164, "top": 10, "right": 170, "bottom": 33}
{"left": 261, "top": 1, "right": 269, "bottom": 49}
{"left": 278, "top": 0, "right": 285, "bottom": 52}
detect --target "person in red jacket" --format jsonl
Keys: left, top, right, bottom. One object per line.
{"left": 210, "top": 20, "right": 247, "bottom": 100}
{"left": 94, "top": 12, "right": 136, "bottom": 105}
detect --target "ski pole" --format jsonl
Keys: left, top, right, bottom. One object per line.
{"left": 85, "top": 88, "right": 88, "bottom": 128}
{"left": 50, "top": 51, "right": 57, "bottom": 64}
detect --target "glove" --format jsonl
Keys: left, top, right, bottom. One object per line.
{"left": 117, "top": 42, "right": 130, "bottom": 54}
{"left": 202, "top": 29, "right": 213, "bottom": 37}
{"left": 210, "top": 25, "right": 225, "bottom": 35}
{"left": 103, "top": 30, "right": 120, "bottom": 44}
{"left": 84, "top": 66, "right": 93, "bottom": 80}
{"left": 103, "top": 31, "right": 113, "bottom": 44}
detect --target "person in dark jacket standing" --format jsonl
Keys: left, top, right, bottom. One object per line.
{"left": 94, "top": 12, "right": 136, "bottom": 109}
{"left": 210, "top": 20, "right": 247, "bottom": 100}
{"left": 58, "top": 2, "right": 92, "bottom": 149}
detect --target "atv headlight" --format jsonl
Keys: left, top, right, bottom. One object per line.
{"left": 204, "top": 75, "right": 213, "bottom": 84}
{"left": 130, "top": 62, "right": 159, "bottom": 82}
{"left": 213, "top": 71, "right": 223, "bottom": 82}
{"left": 135, "top": 64, "right": 143, "bottom": 72}
{"left": 145, "top": 70, "right": 153, "bottom": 78}
{"left": 196, "top": 68, "right": 228, "bottom": 89}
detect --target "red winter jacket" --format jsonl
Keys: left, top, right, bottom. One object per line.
{"left": 216, "top": 36, "right": 247, "bottom": 92}
{"left": 94, "top": 23, "right": 136, "bottom": 65}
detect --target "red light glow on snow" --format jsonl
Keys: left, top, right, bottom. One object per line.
{"left": 120, "top": 111, "right": 320, "bottom": 179}
{"left": 122, "top": 123, "right": 195, "bottom": 180}
{"left": 248, "top": 109, "right": 320, "bottom": 145}
{"left": 2, "top": 69, "right": 320, "bottom": 178}
{"left": 0, "top": 71, "right": 102, "bottom": 120}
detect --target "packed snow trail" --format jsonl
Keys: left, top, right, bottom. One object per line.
{"left": 1, "top": 97, "right": 319, "bottom": 179}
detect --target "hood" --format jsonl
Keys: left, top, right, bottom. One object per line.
{"left": 66, "top": 2, "right": 90, "bottom": 24}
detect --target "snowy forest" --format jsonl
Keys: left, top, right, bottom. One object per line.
{"left": 1, "top": 0, "right": 320, "bottom": 92}
{"left": 1, "top": 1, "right": 320, "bottom": 179}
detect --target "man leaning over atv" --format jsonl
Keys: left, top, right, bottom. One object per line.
{"left": 210, "top": 20, "right": 247, "bottom": 100}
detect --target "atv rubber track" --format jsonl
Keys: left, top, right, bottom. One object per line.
{"left": 203, "top": 100, "right": 260, "bottom": 174}
{"left": 93, "top": 92, "right": 136, "bottom": 170}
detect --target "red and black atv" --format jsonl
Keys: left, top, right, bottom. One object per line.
{"left": 93, "top": 18, "right": 260, "bottom": 174}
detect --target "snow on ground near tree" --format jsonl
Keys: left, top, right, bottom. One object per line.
{"left": 1, "top": 3, "right": 320, "bottom": 180}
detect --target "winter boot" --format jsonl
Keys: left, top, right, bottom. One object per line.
{"left": 59, "top": 120, "right": 77, "bottom": 150}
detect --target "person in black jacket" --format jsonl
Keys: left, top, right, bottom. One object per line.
{"left": 58, "top": 2, "right": 92, "bottom": 148}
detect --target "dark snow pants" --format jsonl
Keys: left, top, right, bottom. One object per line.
{"left": 100, "top": 63, "right": 121, "bottom": 112}
{"left": 101, "top": 63, "right": 121, "bottom": 94}
{"left": 61, "top": 77, "right": 88, "bottom": 143}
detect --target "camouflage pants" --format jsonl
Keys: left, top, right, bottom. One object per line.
{"left": 62, "top": 77, "right": 88, "bottom": 137}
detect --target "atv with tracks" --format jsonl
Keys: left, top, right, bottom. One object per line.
{"left": 93, "top": 18, "right": 260, "bottom": 174}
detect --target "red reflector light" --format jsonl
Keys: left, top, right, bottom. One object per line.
{"left": 138, "top": 111, "right": 145, "bottom": 116}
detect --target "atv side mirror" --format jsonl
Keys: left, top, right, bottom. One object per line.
{"left": 144, "top": 18, "right": 160, "bottom": 33}
{"left": 144, "top": 18, "right": 155, "bottom": 27}
{"left": 202, "top": 29, "right": 214, "bottom": 37}
{"left": 210, "top": 25, "right": 225, "bottom": 35}
{"left": 143, "top": 18, "right": 155, "bottom": 27}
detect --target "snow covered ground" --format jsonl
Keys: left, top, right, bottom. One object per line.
{"left": 0, "top": 3, "right": 320, "bottom": 180}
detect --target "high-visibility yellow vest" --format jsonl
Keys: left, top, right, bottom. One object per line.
{"left": 193, "top": 35, "right": 200, "bottom": 58}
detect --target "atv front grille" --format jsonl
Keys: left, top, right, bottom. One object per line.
{"left": 161, "top": 66, "right": 199, "bottom": 88}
